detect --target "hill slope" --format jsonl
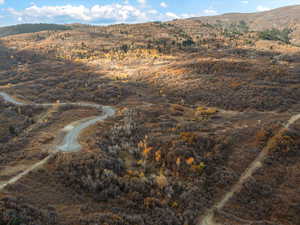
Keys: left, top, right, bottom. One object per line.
{"left": 0, "top": 23, "right": 72, "bottom": 37}
{"left": 0, "top": 5, "right": 300, "bottom": 225}
{"left": 190, "top": 5, "right": 300, "bottom": 44}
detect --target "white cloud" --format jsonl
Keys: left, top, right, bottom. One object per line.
{"left": 0, "top": 0, "right": 5, "bottom": 4}
{"left": 241, "top": 1, "right": 249, "bottom": 4}
{"left": 3, "top": 1, "right": 202, "bottom": 24}
{"left": 181, "top": 13, "right": 196, "bottom": 19}
{"left": 148, "top": 9, "right": 158, "bottom": 14}
{"left": 160, "top": 2, "right": 168, "bottom": 8}
{"left": 203, "top": 9, "right": 218, "bottom": 15}
{"left": 137, "top": 0, "right": 146, "bottom": 5}
{"left": 256, "top": 5, "right": 271, "bottom": 12}
{"left": 7, "top": 4, "right": 148, "bottom": 23}
{"left": 165, "top": 12, "right": 179, "bottom": 19}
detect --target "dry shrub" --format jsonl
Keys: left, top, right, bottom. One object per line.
{"left": 156, "top": 174, "right": 168, "bottom": 189}
{"left": 268, "top": 131, "right": 297, "bottom": 153}
{"left": 255, "top": 128, "right": 273, "bottom": 146}
{"left": 0, "top": 197, "right": 58, "bottom": 225}
{"left": 144, "top": 197, "right": 162, "bottom": 208}
{"left": 191, "top": 162, "right": 206, "bottom": 174}
{"left": 184, "top": 59, "right": 251, "bottom": 75}
{"left": 180, "top": 132, "right": 198, "bottom": 144}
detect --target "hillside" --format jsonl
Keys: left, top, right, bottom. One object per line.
{"left": 0, "top": 5, "right": 300, "bottom": 225}
{"left": 0, "top": 23, "right": 72, "bottom": 38}
{"left": 190, "top": 5, "right": 300, "bottom": 44}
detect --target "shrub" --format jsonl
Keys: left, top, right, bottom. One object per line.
{"left": 191, "top": 162, "right": 206, "bottom": 174}
{"left": 182, "top": 39, "right": 195, "bottom": 47}
{"left": 223, "top": 20, "right": 249, "bottom": 38}
{"left": 238, "top": 20, "right": 249, "bottom": 33}
{"left": 0, "top": 217, "right": 22, "bottom": 225}
{"left": 180, "top": 132, "right": 198, "bottom": 144}
{"left": 120, "top": 44, "right": 129, "bottom": 53}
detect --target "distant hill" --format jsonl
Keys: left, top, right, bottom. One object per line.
{"left": 190, "top": 5, "right": 300, "bottom": 44}
{"left": 1, "top": 5, "right": 300, "bottom": 44}
{"left": 0, "top": 23, "right": 72, "bottom": 37}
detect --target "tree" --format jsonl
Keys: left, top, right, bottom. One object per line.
{"left": 238, "top": 20, "right": 249, "bottom": 33}
{"left": 9, "top": 125, "right": 16, "bottom": 136}
{"left": 259, "top": 28, "right": 292, "bottom": 44}
{"left": 223, "top": 20, "right": 249, "bottom": 38}
{"left": 182, "top": 38, "right": 195, "bottom": 47}
{"left": 120, "top": 44, "right": 129, "bottom": 53}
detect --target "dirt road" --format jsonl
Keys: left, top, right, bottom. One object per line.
{"left": 0, "top": 92, "right": 116, "bottom": 190}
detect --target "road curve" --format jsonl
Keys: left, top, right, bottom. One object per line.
{"left": 0, "top": 92, "right": 116, "bottom": 152}
{"left": 0, "top": 91, "right": 116, "bottom": 191}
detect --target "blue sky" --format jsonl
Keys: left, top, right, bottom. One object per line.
{"left": 0, "top": 0, "right": 300, "bottom": 26}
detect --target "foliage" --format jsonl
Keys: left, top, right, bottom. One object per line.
{"left": 182, "top": 38, "right": 195, "bottom": 47}
{"left": 8, "top": 125, "right": 16, "bottom": 135}
{"left": 191, "top": 162, "right": 206, "bottom": 174}
{"left": 186, "top": 157, "right": 195, "bottom": 165}
{"left": 258, "top": 28, "right": 292, "bottom": 44}
{"left": 180, "top": 132, "right": 198, "bottom": 144}
{"left": 0, "top": 218, "right": 22, "bottom": 225}
{"left": 222, "top": 20, "right": 250, "bottom": 38}
{"left": 120, "top": 44, "right": 129, "bottom": 53}
{"left": 238, "top": 20, "right": 249, "bottom": 33}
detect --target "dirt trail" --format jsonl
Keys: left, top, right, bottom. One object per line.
{"left": 0, "top": 92, "right": 116, "bottom": 191}
{"left": 198, "top": 112, "right": 300, "bottom": 225}
{"left": 0, "top": 155, "right": 53, "bottom": 191}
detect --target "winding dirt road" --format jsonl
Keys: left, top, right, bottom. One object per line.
{"left": 0, "top": 92, "right": 116, "bottom": 190}
{"left": 198, "top": 113, "right": 300, "bottom": 225}
{"left": 1, "top": 91, "right": 300, "bottom": 225}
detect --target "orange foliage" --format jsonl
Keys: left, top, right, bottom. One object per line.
{"left": 255, "top": 128, "right": 271, "bottom": 145}
{"left": 176, "top": 157, "right": 181, "bottom": 167}
{"left": 186, "top": 157, "right": 195, "bottom": 165}
{"left": 180, "top": 132, "right": 198, "bottom": 144}
{"left": 229, "top": 81, "right": 242, "bottom": 88}
{"left": 143, "top": 147, "right": 153, "bottom": 157}
{"left": 155, "top": 150, "right": 161, "bottom": 161}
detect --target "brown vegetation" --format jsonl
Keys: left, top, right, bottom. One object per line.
{"left": 0, "top": 10, "right": 300, "bottom": 225}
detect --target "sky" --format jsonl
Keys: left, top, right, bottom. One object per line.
{"left": 0, "top": 0, "right": 300, "bottom": 26}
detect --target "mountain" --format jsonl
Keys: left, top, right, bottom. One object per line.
{"left": 0, "top": 23, "right": 72, "bottom": 37}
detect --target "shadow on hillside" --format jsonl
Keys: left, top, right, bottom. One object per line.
{"left": 0, "top": 39, "right": 163, "bottom": 106}
{"left": 1, "top": 38, "right": 300, "bottom": 111}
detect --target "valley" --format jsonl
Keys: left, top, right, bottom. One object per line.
{"left": 1, "top": 5, "right": 300, "bottom": 225}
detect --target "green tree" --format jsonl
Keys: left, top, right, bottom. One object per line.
{"left": 259, "top": 28, "right": 292, "bottom": 44}
{"left": 182, "top": 38, "right": 195, "bottom": 47}
{"left": 238, "top": 20, "right": 249, "bottom": 33}
{"left": 9, "top": 125, "right": 16, "bottom": 136}
{"left": 120, "top": 44, "right": 129, "bottom": 53}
